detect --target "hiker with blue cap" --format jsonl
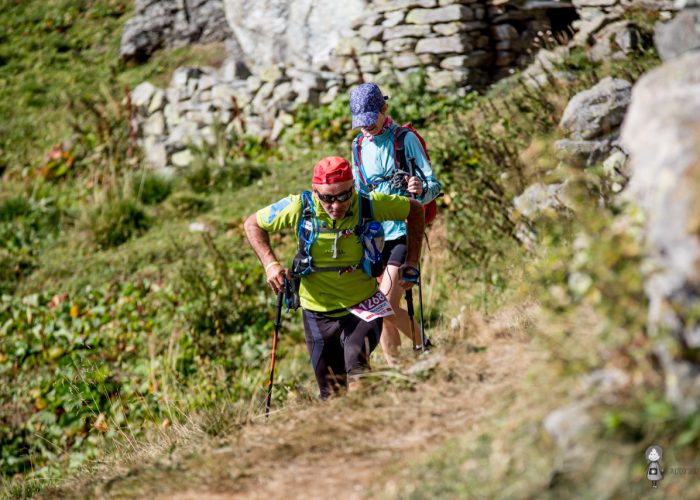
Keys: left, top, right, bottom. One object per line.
{"left": 349, "top": 82, "right": 442, "bottom": 365}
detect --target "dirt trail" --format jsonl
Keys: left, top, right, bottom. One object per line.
{"left": 48, "top": 305, "right": 537, "bottom": 499}
{"left": 158, "top": 306, "right": 537, "bottom": 500}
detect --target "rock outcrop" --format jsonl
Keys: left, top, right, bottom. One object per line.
{"left": 555, "top": 77, "right": 631, "bottom": 167}
{"left": 654, "top": 1, "right": 700, "bottom": 61}
{"left": 120, "top": 0, "right": 234, "bottom": 62}
{"left": 222, "top": 0, "right": 367, "bottom": 70}
{"left": 621, "top": 50, "right": 700, "bottom": 415}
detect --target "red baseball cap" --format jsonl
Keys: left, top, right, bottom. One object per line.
{"left": 312, "top": 156, "right": 353, "bottom": 184}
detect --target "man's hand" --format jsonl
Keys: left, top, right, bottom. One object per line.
{"left": 406, "top": 176, "right": 424, "bottom": 197}
{"left": 265, "top": 263, "right": 290, "bottom": 294}
{"left": 398, "top": 262, "right": 420, "bottom": 289}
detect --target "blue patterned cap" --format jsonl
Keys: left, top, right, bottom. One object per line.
{"left": 349, "top": 83, "right": 388, "bottom": 128}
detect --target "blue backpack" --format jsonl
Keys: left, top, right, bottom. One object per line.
{"left": 291, "top": 191, "right": 385, "bottom": 280}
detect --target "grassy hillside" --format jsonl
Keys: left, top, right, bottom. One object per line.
{"left": 2, "top": 2, "right": 699, "bottom": 498}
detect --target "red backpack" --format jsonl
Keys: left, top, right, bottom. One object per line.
{"left": 353, "top": 123, "right": 439, "bottom": 225}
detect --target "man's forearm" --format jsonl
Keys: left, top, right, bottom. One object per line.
{"left": 405, "top": 200, "right": 425, "bottom": 265}
{"left": 244, "top": 214, "right": 278, "bottom": 267}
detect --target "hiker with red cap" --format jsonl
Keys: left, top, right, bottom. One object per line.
{"left": 244, "top": 156, "right": 425, "bottom": 398}
{"left": 349, "top": 82, "right": 443, "bottom": 365}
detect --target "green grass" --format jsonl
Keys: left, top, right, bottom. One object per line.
{"left": 0, "top": 0, "right": 230, "bottom": 174}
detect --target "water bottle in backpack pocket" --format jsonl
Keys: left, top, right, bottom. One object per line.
{"left": 359, "top": 219, "right": 385, "bottom": 278}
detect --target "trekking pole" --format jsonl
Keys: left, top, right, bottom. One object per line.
{"left": 416, "top": 267, "right": 426, "bottom": 352}
{"left": 405, "top": 288, "right": 420, "bottom": 351}
{"left": 407, "top": 158, "right": 427, "bottom": 352}
{"left": 265, "top": 288, "right": 284, "bottom": 417}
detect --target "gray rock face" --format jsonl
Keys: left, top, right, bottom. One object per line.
{"left": 120, "top": 0, "right": 233, "bottom": 62}
{"left": 621, "top": 51, "right": 700, "bottom": 415}
{"left": 589, "top": 20, "right": 644, "bottom": 61}
{"left": 544, "top": 400, "right": 594, "bottom": 465}
{"left": 512, "top": 182, "right": 566, "bottom": 220}
{"left": 654, "top": 8, "right": 700, "bottom": 61}
{"left": 554, "top": 137, "right": 614, "bottom": 166}
{"left": 222, "top": 0, "right": 367, "bottom": 69}
{"left": 560, "top": 77, "right": 632, "bottom": 140}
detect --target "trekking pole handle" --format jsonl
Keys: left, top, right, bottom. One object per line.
{"left": 401, "top": 265, "right": 420, "bottom": 284}
{"left": 275, "top": 288, "right": 283, "bottom": 329}
{"left": 407, "top": 158, "right": 416, "bottom": 199}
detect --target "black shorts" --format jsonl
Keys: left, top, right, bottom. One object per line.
{"left": 381, "top": 236, "right": 407, "bottom": 268}
{"left": 302, "top": 310, "right": 383, "bottom": 399}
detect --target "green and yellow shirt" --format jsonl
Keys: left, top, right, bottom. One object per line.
{"left": 256, "top": 191, "right": 409, "bottom": 313}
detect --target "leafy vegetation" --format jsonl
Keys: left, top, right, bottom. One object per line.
{"left": 1, "top": 2, "right": 696, "bottom": 498}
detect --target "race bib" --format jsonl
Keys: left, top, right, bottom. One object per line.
{"left": 348, "top": 290, "right": 394, "bottom": 322}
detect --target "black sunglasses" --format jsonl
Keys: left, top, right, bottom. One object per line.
{"left": 315, "top": 187, "right": 354, "bottom": 203}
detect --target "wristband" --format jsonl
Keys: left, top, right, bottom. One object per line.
{"left": 265, "top": 261, "right": 281, "bottom": 273}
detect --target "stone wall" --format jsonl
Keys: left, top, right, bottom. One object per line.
{"left": 130, "top": 62, "right": 345, "bottom": 173}
{"left": 125, "top": 0, "right": 678, "bottom": 172}
{"left": 333, "top": 0, "right": 579, "bottom": 91}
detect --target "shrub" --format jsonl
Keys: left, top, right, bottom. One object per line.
{"left": 166, "top": 191, "right": 212, "bottom": 216}
{"left": 171, "top": 233, "right": 275, "bottom": 374}
{"left": 134, "top": 173, "right": 173, "bottom": 205}
{"left": 0, "top": 196, "right": 32, "bottom": 222}
{"left": 186, "top": 132, "right": 271, "bottom": 194}
{"left": 0, "top": 249, "right": 34, "bottom": 295}
{"left": 88, "top": 197, "right": 150, "bottom": 249}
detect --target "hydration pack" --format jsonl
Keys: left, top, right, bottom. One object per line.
{"left": 291, "top": 191, "right": 385, "bottom": 281}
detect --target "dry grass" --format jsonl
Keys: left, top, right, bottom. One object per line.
{"left": 34, "top": 225, "right": 583, "bottom": 500}
{"left": 41, "top": 295, "right": 550, "bottom": 499}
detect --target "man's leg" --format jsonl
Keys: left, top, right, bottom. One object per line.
{"left": 302, "top": 310, "right": 346, "bottom": 399}
{"left": 340, "top": 314, "right": 382, "bottom": 391}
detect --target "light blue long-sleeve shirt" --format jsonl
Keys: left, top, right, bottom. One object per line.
{"left": 351, "top": 122, "right": 442, "bottom": 241}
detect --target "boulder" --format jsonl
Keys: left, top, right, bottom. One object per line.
{"left": 220, "top": 58, "right": 252, "bottom": 81}
{"left": 171, "top": 149, "right": 195, "bottom": 168}
{"left": 222, "top": 0, "right": 367, "bottom": 69}
{"left": 382, "top": 11, "right": 406, "bottom": 28}
{"left": 120, "top": 0, "right": 232, "bottom": 62}
{"left": 554, "top": 137, "right": 614, "bottom": 167}
{"left": 543, "top": 399, "right": 594, "bottom": 466}
{"left": 131, "top": 82, "right": 157, "bottom": 112}
{"left": 512, "top": 182, "right": 566, "bottom": 220}
{"left": 559, "top": 77, "right": 632, "bottom": 140}
{"left": 621, "top": 51, "right": 700, "bottom": 414}
{"left": 589, "top": 21, "right": 645, "bottom": 62}
{"left": 654, "top": 8, "right": 700, "bottom": 61}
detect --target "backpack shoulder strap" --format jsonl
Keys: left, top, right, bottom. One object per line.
{"left": 352, "top": 133, "right": 370, "bottom": 189}
{"left": 396, "top": 124, "right": 432, "bottom": 179}
{"left": 358, "top": 191, "right": 374, "bottom": 226}
{"left": 297, "top": 191, "right": 318, "bottom": 248}
{"left": 394, "top": 126, "right": 410, "bottom": 174}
